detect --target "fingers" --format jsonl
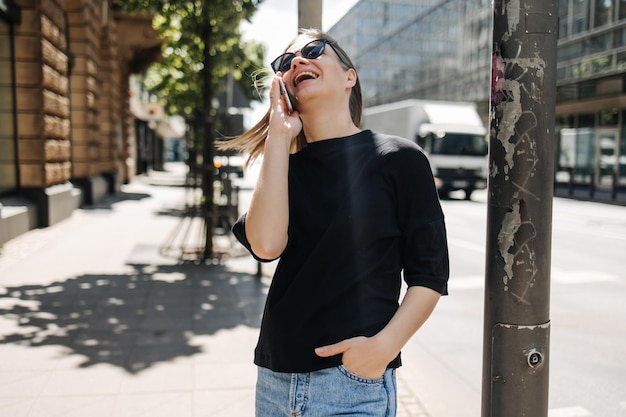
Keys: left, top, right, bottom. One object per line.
{"left": 271, "top": 73, "right": 296, "bottom": 116}
{"left": 315, "top": 340, "right": 349, "bottom": 357}
{"left": 318, "top": 337, "right": 387, "bottom": 379}
{"left": 268, "top": 75, "right": 280, "bottom": 107}
{"left": 267, "top": 73, "right": 302, "bottom": 141}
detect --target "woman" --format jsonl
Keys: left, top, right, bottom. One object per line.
{"left": 220, "top": 29, "right": 449, "bottom": 417}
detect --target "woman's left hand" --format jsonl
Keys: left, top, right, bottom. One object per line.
{"left": 315, "top": 336, "right": 396, "bottom": 379}
{"left": 315, "top": 287, "right": 441, "bottom": 380}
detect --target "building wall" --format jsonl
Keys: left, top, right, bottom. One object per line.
{"left": 14, "top": 0, "right": 71, "bottom": 188}
{"left": 0, "top": 12, "right": 18, "bottom": 195}
{"left": 554, "top": 0, "right": 626, "bottom": 198}
{"left": 98, "top": 9, "right": 122, "bottom": 184}
{"left": 1, "top": 0, "right": 162, "bottom": 244}
{"left": 67, "top": 0, "right": 101, "bottom": 181}
{"left": 114, "top": 12, "right": 167, "bottom": 182}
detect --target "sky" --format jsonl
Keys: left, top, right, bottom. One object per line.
{"left": 238, "top": 0, "right": 359, "bottom": 126}
{"left": 240, "top": 0, "right": 359, "bottom": 64}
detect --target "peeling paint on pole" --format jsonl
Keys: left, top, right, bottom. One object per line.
{"left": 492, "top": 55, "right": 546, "bottom": 174}
{"left": 482, "top": 1, "right": 558, "bottom": 416}
{"left": 496, "top": 200, "right": 520, "bottom": 289}
{"left": 502, "top": 0, "right": 520, "bottom": 41}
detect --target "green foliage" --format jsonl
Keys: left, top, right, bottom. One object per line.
{"left": 116, "top": 0, "right": 266, "bottom": 117}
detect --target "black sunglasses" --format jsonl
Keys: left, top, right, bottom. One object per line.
{"left": 270, "top": 39, "right": 351, "bottom": 73}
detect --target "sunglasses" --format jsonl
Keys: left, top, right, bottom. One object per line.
{"left": 270, "top": 39, "right": 351, "bottom": 73}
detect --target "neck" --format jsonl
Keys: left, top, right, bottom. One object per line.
{"left": 300, "top": 106, "right": 361, "bottom": 142}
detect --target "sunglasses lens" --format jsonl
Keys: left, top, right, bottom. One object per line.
{"left": 303, "top": 40, "right": 326, "bottom": 60}
{"left": 281, "top": 56, "right": 293, "bottom": 72}
{"left": 271, "top": 54, "right": 293, "bottom": 73}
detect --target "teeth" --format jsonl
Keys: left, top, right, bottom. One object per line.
{"left": 294, "top": 71, "right": 318, "bottom": 86}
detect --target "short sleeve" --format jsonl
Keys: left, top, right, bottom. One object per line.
{"left": 395, "top": 148, "right": 449, "bottom": 295}
{"left": 232, "top": 213, "right": 278, "bottom": 263}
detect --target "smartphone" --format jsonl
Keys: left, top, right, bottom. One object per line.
{"left": 278, "top": 77, "right": 294, "bottom": 113}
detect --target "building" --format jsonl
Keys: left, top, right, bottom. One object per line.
{"left": 328, "top": 0, "right": 491, "bottom": 108}
{"left": 555, "top": 0, "right": 626, "bottom": 201}
{"left": 328, "top": 0, "right": 626, "bottom": 203}
{"left": 0, "top": 0, "right": 164, "bottom": 247}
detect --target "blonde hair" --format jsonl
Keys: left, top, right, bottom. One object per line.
{"left": 217, "top": 29, "right": 362, "bottom": 165}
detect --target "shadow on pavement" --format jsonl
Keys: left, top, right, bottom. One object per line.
{"left": 81, "top": 190, "right": 152, "bottom": 211}
{"left": 0, "top": 262, "right": 267, "bottom": 374}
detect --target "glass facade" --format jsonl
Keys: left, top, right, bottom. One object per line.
{"left": 0, "top": 12, "right": 17, "bottom": 195}
{"left": 556, "top": 0, "right": 626, "bottom": 196}
{"left": 328, "top": 0, "right": 626, "bottom": 200}
{"left": 329, "top": 0, "right": 492, "bottom": 107}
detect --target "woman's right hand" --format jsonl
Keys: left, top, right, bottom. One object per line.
{"left": 267, "top": 73, "right": 302, "bottom": 147}
{"left": 245, "top": 74, "right": 296, "bottom": 260}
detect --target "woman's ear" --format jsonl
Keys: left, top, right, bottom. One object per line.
{"left": 345, "top": 68, "right": 358, "bottom": 88}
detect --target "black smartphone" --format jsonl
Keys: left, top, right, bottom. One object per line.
{"left": 278, "top": 77, "right": 294, "bottom": 113}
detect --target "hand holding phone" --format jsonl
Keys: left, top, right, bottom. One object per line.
{"left": 278, "top": 77, "right": 294, "bottom": 113}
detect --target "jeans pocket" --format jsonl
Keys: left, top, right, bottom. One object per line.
{"left": 338, "top": 364, "right": 385, "bottom": 384}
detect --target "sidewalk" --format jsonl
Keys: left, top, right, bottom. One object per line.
{"left": 0, "top": 163, "right": 430, "bottom": 417}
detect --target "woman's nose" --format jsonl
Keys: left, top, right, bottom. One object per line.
{"left": 290, "top": 54, "right": 308, "bottom": 70}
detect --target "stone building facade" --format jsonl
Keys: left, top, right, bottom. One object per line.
{"left": 0, "top": 0, "right": 163, "bottom": 246}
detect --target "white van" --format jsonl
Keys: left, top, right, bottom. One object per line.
{"left": 362, "top": 99, "right": 488, "bottom": 199}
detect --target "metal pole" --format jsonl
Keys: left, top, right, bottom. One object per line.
{"left": 482, "top": 1, "right": 558, "bottom": 416}
{"left": 298, "top": 0, "right": 322, "bottom": 29}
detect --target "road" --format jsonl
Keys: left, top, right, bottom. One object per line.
{"left": 407, "top": 189, "right": 626, "bottom": 417}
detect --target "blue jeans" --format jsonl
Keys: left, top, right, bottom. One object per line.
{"left": 256, "top": 365, "right": 397, "bottom": 417}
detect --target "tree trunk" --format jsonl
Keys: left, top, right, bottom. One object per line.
{"left": 201, "top": 0, "right": 215, "bottom": 260}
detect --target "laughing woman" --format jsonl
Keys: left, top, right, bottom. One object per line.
{"left": 219, "top": 29, "right": 449, "bottom": 417}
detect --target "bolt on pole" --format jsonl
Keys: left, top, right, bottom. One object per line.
{"left": 482, "top": 1, "right": 558, "bottom": 417}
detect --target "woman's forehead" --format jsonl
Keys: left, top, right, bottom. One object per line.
{"left": 285, "top": 36, "right": 317, "bottom": 53}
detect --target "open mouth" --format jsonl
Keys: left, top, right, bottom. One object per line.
{"left": 294, "top": 71, "right": 319, "bottom": 87}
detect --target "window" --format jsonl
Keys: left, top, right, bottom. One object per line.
{"left": 560, "top": 0, "right": 571, "bottom": 38}
{"left": 572, "top": 0, "right": 590, "bottom": 34}
{"left": 594, "top": 0, "right": 615, "bottom": 28}
{"left": 620, "top": 0, "right": 626, "bottom": 19}
{"left": 431, "top": 133, "right": 489, "bottom": 157}
{"left": 599, "top": 108, "right": 619, "bottom": 126}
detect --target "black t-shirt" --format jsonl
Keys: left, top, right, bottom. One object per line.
{"left": 233, "top": 130, "right": 449, "bottom": 373}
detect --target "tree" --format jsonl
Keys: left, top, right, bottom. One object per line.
{"left": 115, "top": 0, "right": 266, "bottom": 259}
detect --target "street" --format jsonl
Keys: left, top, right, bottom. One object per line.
{"left": 404, "top": 189, "right": 626, "bottom": 417}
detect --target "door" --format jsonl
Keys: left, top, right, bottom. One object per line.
{"left": 594, "top": 128, "right": 618, "bottom": 191}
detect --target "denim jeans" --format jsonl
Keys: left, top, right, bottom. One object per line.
{"left": 256, "top": 365, "right": 397, "bottom": 417}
